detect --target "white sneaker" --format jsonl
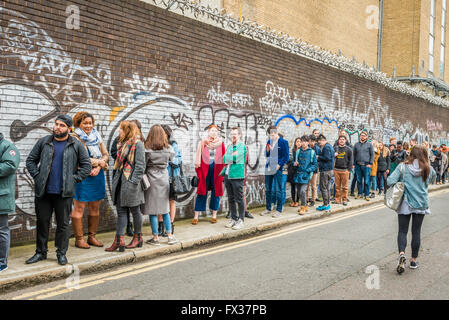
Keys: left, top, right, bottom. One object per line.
{"left": 167, "top": 235, "right": 179, "bottom": 245}
{"left": 226, "top": 219, "right": 237, "bottom": 228}
{"left": 232, "top": 219, "right": 244, "bottom": 230}
{"left": 260, "top": 209, "right": 272, "bottom": 216}
{"left": 272, "top": 211, "right": 282, "bottom": 218}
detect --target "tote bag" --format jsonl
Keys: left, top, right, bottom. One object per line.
{"left": 384, "top": 164, "right": 405, "bottom": 210}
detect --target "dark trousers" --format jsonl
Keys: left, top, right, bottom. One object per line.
{"left": 397, "top": 213, "right": 425, "bottom": 259}
{"left": 225, "top": 177, "right": 245, "bottom": 221}
{"left": 296, "top": 183, "right": 308, "bottom": 206}
{"left": 0, "top": 215, "right": 10, "bottom": 267}
{"left": 377, "top": 170, "right": 388, "bottom": 193}
{"left": 432, "top": 164, "right": 441, "bottom": 183}
{"left": 291, "top": 183, "right": 298, "bottom": 203}
{"left": 350, "top": 173, "right": 357, "bottom": 194}
{"left": 35, "top": 193, "right": 73, "bottom": 255}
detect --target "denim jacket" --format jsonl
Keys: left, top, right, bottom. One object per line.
{"left": 387, "top": 162, "right": 436, "bottom": 211}
{"left": 167, "top": 140, "right": 182, "bottom": 177}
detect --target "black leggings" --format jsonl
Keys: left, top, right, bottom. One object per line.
{"left": 377, "top": 171, "right": 388, "bottom": 193}
{"left": 397, "top": 214, "right": 425, "bottom": 259}
{"left": 291, "top": 183, "right": 299, "bottom": 202}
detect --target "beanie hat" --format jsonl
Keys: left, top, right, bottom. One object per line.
{"left": 56, "top": 114, "right": 73, "bottom": 128}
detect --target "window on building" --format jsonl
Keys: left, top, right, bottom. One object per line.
{"left": 430, "top": 0, "right": 436, "bottom": 73}
{"left": 441, "top": 0, "right": 447, "bottom": 78}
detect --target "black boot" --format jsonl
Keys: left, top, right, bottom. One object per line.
{"left": 158, "top": 222, "right": 163, "bottom": 236}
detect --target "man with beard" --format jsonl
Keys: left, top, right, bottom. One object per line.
{"left": 25, "top": 115, "right": 91, "bottom": 265}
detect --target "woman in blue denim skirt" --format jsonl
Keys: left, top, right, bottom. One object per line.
{"left": 71, "top": 112, "right": 109, "bottom": 249}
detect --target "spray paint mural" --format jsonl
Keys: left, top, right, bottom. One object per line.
{"left": 0, "top": 3, "right": 448, "bottom": 242}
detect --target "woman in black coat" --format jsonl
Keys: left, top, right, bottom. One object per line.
{"left": 376, "top": 142, "right": 391, "bottom": 194}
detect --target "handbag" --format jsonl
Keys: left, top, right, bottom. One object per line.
{"left": 141, "top": 173, "right": 151, "bottom": 191}
{"left": 191, "top": 176, "right": 199, "bottom": 188}
{"left": 170, "top": 163, "right": 190, "bottom": 194}
{"left": 384, "top": 164, "right": 405, "bottom": 210}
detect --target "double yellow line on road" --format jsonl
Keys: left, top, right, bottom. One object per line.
{"left": 11, "top": 189, "right": 448, "bottom": 300}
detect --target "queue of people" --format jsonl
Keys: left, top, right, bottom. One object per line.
{"left": 0, "top": 114, "right": 442, "bottom": 274}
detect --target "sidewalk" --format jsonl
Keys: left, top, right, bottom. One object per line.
{"left": 1, "top": 183, "right": 448, "bottom": 293}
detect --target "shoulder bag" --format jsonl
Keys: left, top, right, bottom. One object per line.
{"left": 384, "top": 164, "right": 405, "bottom": 210}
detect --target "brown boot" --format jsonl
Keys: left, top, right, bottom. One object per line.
{"left": 72, "top": 217, "right": 90, "bottom": 249}
{"left": 105, "top": 235, "right": 125, "bottom": 252}
{"left": 125, "top": 233, "right": 143, "bottom": 249}
{"left": 87, "top": 215, "right": 103, "bottom": 247}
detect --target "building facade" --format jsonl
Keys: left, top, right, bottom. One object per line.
{"left": 196, "top": 0, "right": 449, "bottom": 97}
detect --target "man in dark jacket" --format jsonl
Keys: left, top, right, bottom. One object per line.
{"left": 353, "top": 130, "right": 374, "bottom": 201}
{"left": 0, "top": 133, "right": 20, "bottom": 273}
{"left": 260, "top": 126, "right": 289, "bottom": 217}
{"left": 430, "top": 144, "right": 442, "bottom": 183}
{"left": 390, "top": 141, "right": 407, "bottom": 174}
{"left": 333, "top": 135, "right": 353, "bottom": 205}
{"left": 316, "top": 134, "right": 334, "bottom": 211}
{"left": 25, "top": 115, "right": 91, "bottom": 266}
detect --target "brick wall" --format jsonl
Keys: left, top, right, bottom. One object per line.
{"left": 1, "top": 0, "right": 449, "bottom": 245}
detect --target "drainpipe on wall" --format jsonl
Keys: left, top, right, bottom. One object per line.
{"left": 377, "top": 0, "right": 384, "bottom": 71}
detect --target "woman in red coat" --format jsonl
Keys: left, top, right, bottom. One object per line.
{"left": 192, "top": 125, "right": 225, "bottom": 225}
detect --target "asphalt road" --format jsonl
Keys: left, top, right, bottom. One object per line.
{"left": 4, "top": 190, "right": 449, "bottom": 300}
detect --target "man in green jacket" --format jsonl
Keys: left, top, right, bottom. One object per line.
{"left": 0, "top": 133, "right": 20, "bottom": 273}
{"left": 223, "top": 127, "right": 247, "bottom": 230}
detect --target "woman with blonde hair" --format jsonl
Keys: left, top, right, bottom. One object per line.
{"left": 71, "top": 112, "right": 109, "bottom": 249}
{"left": 142, "top": 125, "right": 178, "bottom": 246}
{"left": 106, "top": 121, "right": 145, "bottom": 252}
{"left": 387, "top": 145, "right": 436, "bottom": 273}
{"left": 376, "top": 141, "right": 390, "bottom": 195}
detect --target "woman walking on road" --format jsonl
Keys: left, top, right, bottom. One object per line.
{"left": 387, "top": 145, "right": 436, "bottom": 274}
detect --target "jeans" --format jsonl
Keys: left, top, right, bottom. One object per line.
{"left": 319, "top": 170, "right": 333, "bottom": 206}
{"left": 355, "top": 164, "right": 371, "bottom": 197}
{"left": 296, "top": 183, "right": 308, "bottom": 206}
{"left": 397, "top": 213, "right": 425, "bottom": 258}
{"left": 265, "top": 170, "right": 287, "bottom": 212}
{"left": 225, "top": 177, "right": 245, "bottom": 221}
{"left": 150, "top": 214, "right": 171, "bottom": 236}
{"left": 0, "top": 215, "right": 9, "bottom": 267}
{"left": 370, "top": 176, "right": 377, "bottom": 193}
{"left": 35, "top": 193, "right": 73, "bottom": 255}
{"left": 195, "top": 162, "right": 220, "bottom": 211}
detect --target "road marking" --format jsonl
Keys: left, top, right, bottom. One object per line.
{"left": 12, "top": 189, "right": 449, "bottom": 300}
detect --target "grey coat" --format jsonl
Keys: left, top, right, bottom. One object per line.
{"left": 111, "top": 140, "right": 145, "bottom": 208}
{"left": 141, "top": 146, "right": 174, "bottom": 215}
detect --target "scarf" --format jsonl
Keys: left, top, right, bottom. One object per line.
{"left": 113, "top": 137, "right": 137, "bottom": 180}
{"left": 195, "top": 136, "right": 223, "bottom": 167}
{"left": 74, "top": 128, "right": 103, "bottom": 159}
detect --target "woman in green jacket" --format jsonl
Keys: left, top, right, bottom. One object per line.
{"left": 223, "top": 127, "right": 247, "bottom": 230}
